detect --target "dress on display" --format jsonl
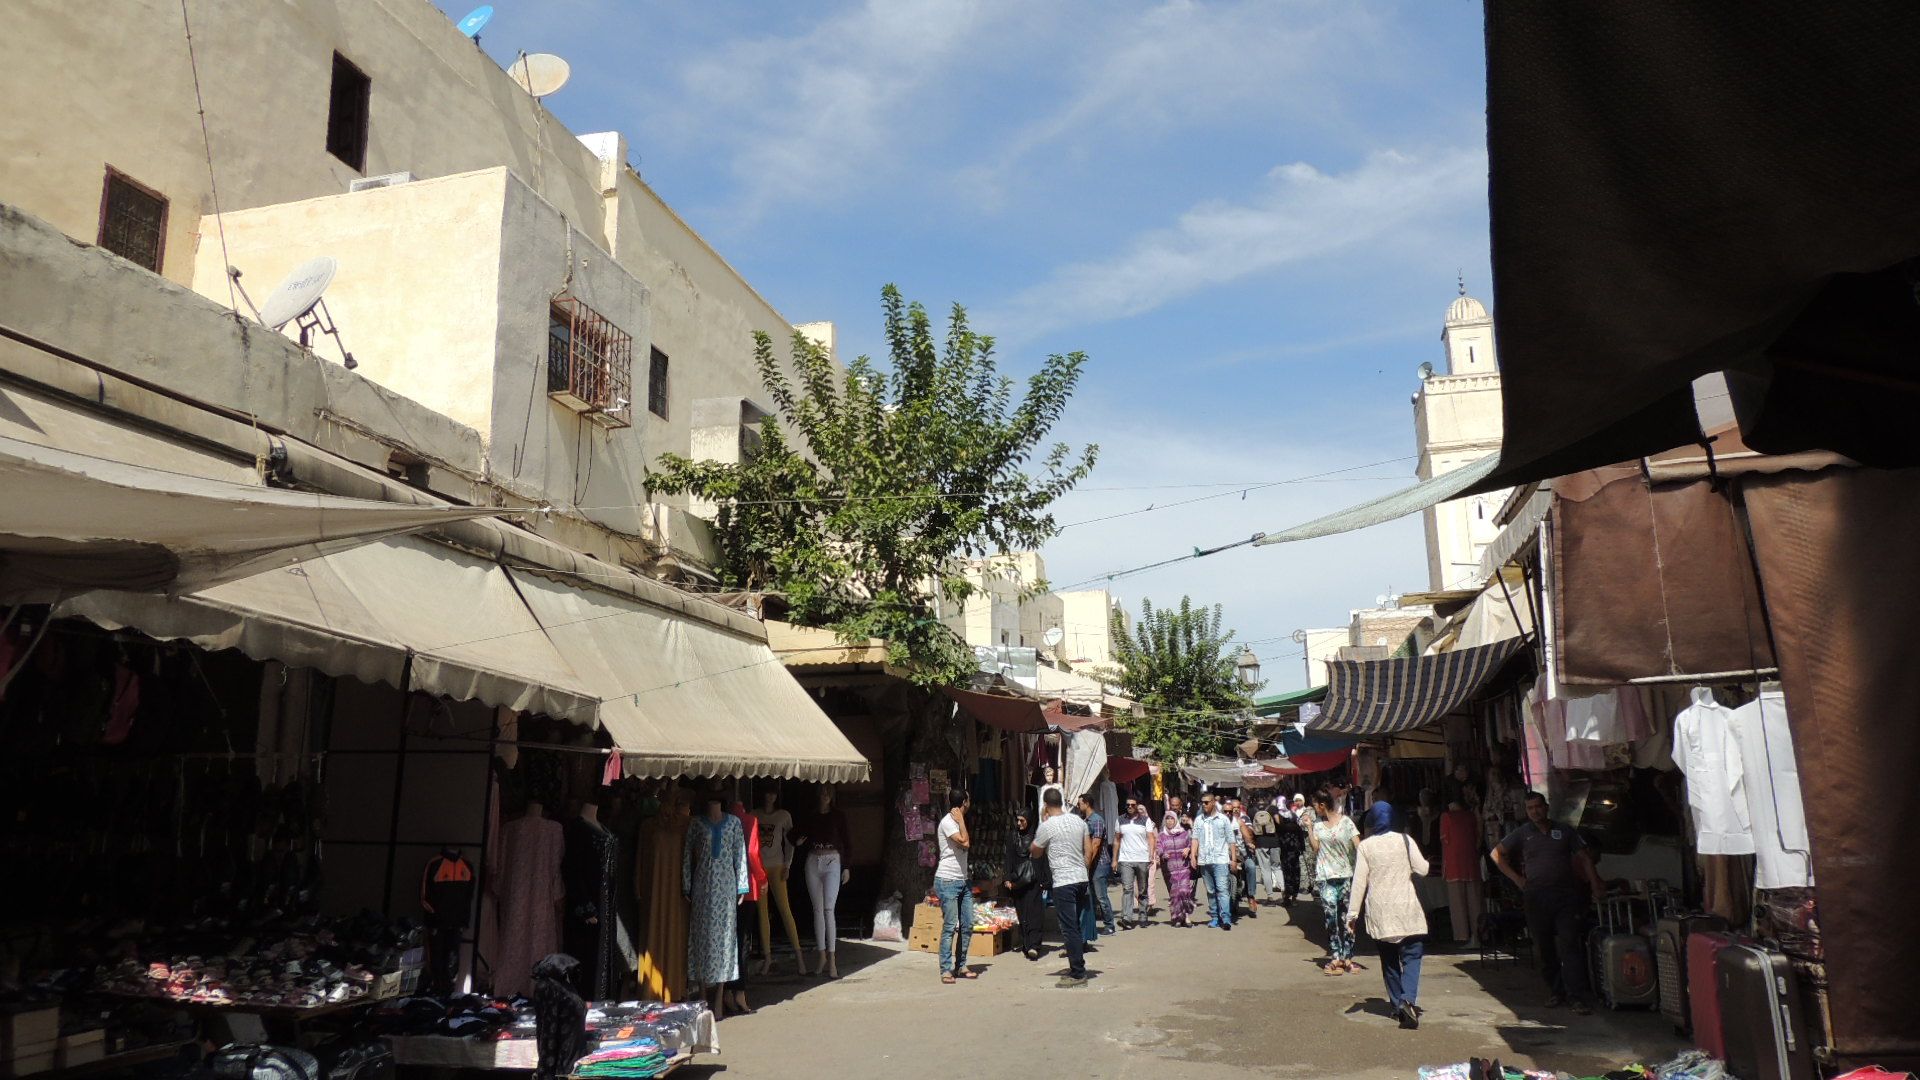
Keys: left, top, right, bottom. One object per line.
{"left": 683, "top": 814, "right": 749, "bottom": 988}
{"left": 562, "top": 815, "right": 628, "bottom": 1000}
{"left": 493, "top": 812, "right": 565, "bottom": 998}
{"left": 635, "top": 800, "right": 691, "bottom": 1002}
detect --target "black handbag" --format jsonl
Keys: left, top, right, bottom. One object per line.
{"left": 1011, "top": 854, "right": 1039, "bottom": 889}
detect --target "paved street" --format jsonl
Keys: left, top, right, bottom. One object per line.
{"left": 688, "top": 899, "right": 1683, "bottom": 1079}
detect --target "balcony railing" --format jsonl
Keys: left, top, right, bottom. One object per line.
{"left": 547, "top": 297, "right": 633, "bottom": 428}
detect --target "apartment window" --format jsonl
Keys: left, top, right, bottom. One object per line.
{"left": 547, "top": 298, "right": 633, "bottom": 428}
{"left": 647, "top": 347, "right": 670, "bottom": 419}
{"left": 97, "top": 168, "right": 167, "bottom": 272}
{"left": 326, "top": 53, "right": 371, "bottom": 170}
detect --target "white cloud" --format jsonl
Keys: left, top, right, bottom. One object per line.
{"left": 1038, "top": 412, "right": 1428, "bottom": 690}
{"left": 666, "top": 0, "right": 1014, "bottom": 221}
{"left": 985, "top": 146, "right": 1487, "bottom": 339}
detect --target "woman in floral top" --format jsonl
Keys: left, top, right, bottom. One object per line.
{"left": 1308, "top": 789, "right": 1362, "bottom": 974}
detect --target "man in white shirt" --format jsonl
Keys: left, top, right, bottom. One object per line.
{"left": 1192, "top": 793, "right": 1241, "bottom": 930}
{"left": 1114, "top": 797, "right": 1158, "bottom": 929}
{"left": 1031, "top": 787, "right": 1095, "bottom": 987}
{"left": 933, "top": 790, "right": 975, "bottom": 983}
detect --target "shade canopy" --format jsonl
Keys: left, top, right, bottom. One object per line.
{"left": 1254, "top": 454, "right": 1499, "bottom": 546}
{"left": 508, "top": 570, "right": 870, "bottom": 783}
{"left": 0, "top": 432, "right": 506, "bottom": 603}
{"left": 63, "top": 535, "right": 601, "bottom": 721}
{"left": 1475, "top": 1, "right": 1920, "bottom": 491}
{"left": 1313, "top": 637, "right": 1525, "bottom": 737}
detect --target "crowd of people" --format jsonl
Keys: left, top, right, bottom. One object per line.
{"left": 926, "top": 778, "right": 1610, "bottom": 1029}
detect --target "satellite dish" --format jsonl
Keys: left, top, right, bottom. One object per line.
{"left": 512, "top": 53, "right": 571, "bottom": 98}
{"left": 259, "top": 257, "right": 338, "bottom": 329}
{"left": 1417, "top": 361, "right": 1435, "bottom": 381}
{"left": 1043, "top": 627, "right": 1064, "bottom": 648}
{"left": 456, "top": 5, "right": 493, "bottom": 38}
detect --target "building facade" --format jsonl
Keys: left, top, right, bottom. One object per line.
{"left": 1412, "top": 287, "right": 1510, "bottom": 590}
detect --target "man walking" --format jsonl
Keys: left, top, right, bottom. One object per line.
{"left": 1032, "top": 788, "right": 1095, "bottom": 988}
{"left": 1114, "top": 797, "right": 1157, "bottom": 928}
{"left": 933, "top": 789, "right": 975, "bottom": 984}
{"left": 1491, "top": 791, "right": 1608, "bottom": 1015}
{"left": 1192, "top": 793, "right": 1240, "bottom": 930}
{"left": 1076, "top": 794, "right": 1118, "bottom": 937}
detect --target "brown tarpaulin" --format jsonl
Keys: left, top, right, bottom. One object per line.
{"left": 1743, "top": 467, "right": 1920, "bottom": 1072}
{"left": 1550, "top": 470, "right": 1774, "bottom": 686}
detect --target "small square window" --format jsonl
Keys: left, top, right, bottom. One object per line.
{"left": 327, "top": 53, "right": 371, "bottom": 170}
{"left": 648, "top": 347, "right": 670, "bottom": 419}
{"left": 97, "top": 168, "right": 168, "bottom": 272}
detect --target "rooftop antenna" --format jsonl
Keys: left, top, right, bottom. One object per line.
{"left": 456, "top": 5, "right": 493, "bottom": 42}
{"left": 511, "top": 52, "right": 571, "bottom": 98}
{"left": 254, "top": 256, "right": 357, "bottom": 370}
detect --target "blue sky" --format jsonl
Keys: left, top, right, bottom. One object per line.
{"left": 460, "top": 0, "right": 1494, "bottom": 689}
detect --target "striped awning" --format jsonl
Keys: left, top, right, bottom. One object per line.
{"left": 1312, "top": 637, "right": 1525, "bottom": 737}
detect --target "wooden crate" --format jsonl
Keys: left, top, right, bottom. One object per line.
{"left": 907, "top": 903, "right": 1012, "bottom": 957}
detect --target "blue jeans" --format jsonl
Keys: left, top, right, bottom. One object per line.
{"left": 1090, "top": 860, "right": 1115, "bottom": 931}
{"left": 934, "top": 877, "right": 974, "bottom": 974}
{"left": 1242, "top": 854, "right": 1261, "bottom": 902}
{"left": 1201, "top": 863, "right": 1234, "bottom": 927}
{"left": 1379, "top": 935, "right": 1427, "bottom": 1009}
{"left": 1051, "top": 881, "right": 1089, "bottom": 978}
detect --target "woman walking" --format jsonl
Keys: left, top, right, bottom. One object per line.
{"left": 1275, "top": 793, "right": 1307, "bottom": 905}
{"left": 1348, "top": 802, "right": 1431, "bottom": 1028}
{"left": 1004, "top": 810, "right": 1048, "bottom": 959}
{"left": 1308, "top": 789, "right": 1362, "bottom": 974}
{"left": 1158, "top": 811, "right": 1198, "bottom": 927}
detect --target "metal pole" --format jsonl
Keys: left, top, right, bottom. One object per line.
{"left": 379, "top": 654, "right": 414, "bottom": 917}
{"left": 467, "top": 709, "right": 501, "bottom": 992}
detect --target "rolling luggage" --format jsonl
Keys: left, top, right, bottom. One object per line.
{"left": 1717, "top": 942, "right": 1815, "bottom": 1080}
{"left": 1589, "top": 896, "right": 1657, "bottom": 1009}
{"left": 1656, "top": 913, "right": 1729, "bottom": 1034}
{"left": 1688, "top": 929, "right": 1743, "bottom": 1059}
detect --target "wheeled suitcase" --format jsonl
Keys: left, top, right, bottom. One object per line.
{"left": 1589, "top": 896, "right": 1657, "bottom": 1009}
{"left": 1689, "top": 930, "right": 1743, "bottom": 1059}
{"left": 1717, "top": 942, "right": 1815, "bottom": 1080}
{"left": 1656, "top": 913, "right": 1729, "bottom": 1034}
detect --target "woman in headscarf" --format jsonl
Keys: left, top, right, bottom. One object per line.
{"left": 1003, "top": 809, "right": 1048, "bottom": 959}
{"left": 1158, "top": 810, "right": 1198, "bottom": 927}
{"left": 1276, "top": 793, "right": 1308, "bottom": 906}
{"left": 1309, "top": 788, "right": 1361, "bottom": 974}
{"left": 1347, "top": 801, "right": 1432, "bottom": 1028}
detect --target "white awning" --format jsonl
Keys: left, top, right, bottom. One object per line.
{"left": 62, "top": 535, "right": 601, "bottom": 721}
{"left": 1255, "top": 454, "right": 1500, "bottom": 546}
{"left": 508, "top": 570, "right": 871, "bottom": 783}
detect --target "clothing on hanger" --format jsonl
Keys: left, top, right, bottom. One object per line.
{"left": 1671, "top": 687, "right": 1755, "bottom": 855}
{"left": 1728, "top": 689, "right": 1813, "bottom": 889}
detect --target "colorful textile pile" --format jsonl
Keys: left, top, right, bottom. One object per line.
{"left": 573, "top": 1039, "right": 669, "bottom": 1078}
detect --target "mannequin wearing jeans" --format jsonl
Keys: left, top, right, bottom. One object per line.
{"left": 794, "top": 786, "right": 852, "bottom": 978}
{"left": 753, "top": 792, "right": 806, "bottom": 975}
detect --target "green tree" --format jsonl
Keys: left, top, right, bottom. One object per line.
{"left": 1105, "top": 596, "right": 1259, "bottom": 759}
{"left": 649, "top": 284, "right": 1098, "bottom": 683}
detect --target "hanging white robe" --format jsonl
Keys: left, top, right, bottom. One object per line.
{"left": 1671, "top": 687, "right": 1755, "bottom": 855}
{"left": 1729, "top": 690, "right": 1814, "bottom": 888}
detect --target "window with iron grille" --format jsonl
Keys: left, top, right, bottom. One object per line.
{"left": 327, "top": 53, "right": 371, "bottom": 171}
{"left": 648, "top": 347, "right": 669, "bottom": 419}
{"left": 547, "top": 298, "right": 632, "bottom": 428}
{"left": 97, "top": 168, "right": 167, "bottom": 272}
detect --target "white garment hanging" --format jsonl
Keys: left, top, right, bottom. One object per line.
{"left": 1729, "top": 690, "right": 1814, "bottom": 888}
{"left": 1560, "top": 687, "right": 1628, "bottom": 744}
{"left": 1671, "top": 687, "right": 1755, "bottom": 855}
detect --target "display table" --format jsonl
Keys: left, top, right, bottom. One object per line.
{"left": 387, "top": 1005, "right": 715, "bottom": 1073}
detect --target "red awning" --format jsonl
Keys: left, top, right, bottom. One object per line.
{"left": 1107, "top": 757, "right": 1150, "bottom": 784}
{"left": 946, "top": 687, "right": 1061, "bottom": 734}
{"left": 1262, "top": 749, "right": 1352, "bottom": 775}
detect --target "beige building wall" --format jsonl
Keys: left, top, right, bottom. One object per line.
{"left": 1413, "top": 291, "right": 1510, "bottom": 590}
{"left": 941, "top": 552, "right": 1124, "bottom": 666}
{"left": 1300, "top": 627, "right": 1347, "bottom": 688}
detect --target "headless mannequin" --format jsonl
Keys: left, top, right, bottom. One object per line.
{"left": 794, "top": 787, "right": 850, "bottom": 978}
{"left": 699, "top": 800, "right": 732, "bottom": 1020}
{"left": 753, "top": 790, "right": 805, "bottom": 976}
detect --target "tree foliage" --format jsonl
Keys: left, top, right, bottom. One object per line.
{"left": 649, "top": 285, "right": 1098, "bottom": 685}
{"left": 1105, "top": 596, "right": 1259, "bottom": 760}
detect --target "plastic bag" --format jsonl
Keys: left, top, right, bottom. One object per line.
{"left": 871, "top": 892, "right": 905, "bottom": 942}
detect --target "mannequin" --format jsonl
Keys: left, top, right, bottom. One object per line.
{"left": 793, "top": 785, "right": 852, "bottom": 978}
{"left": 682, "top": 792, "right": 747, "bottom": 1018}
{"left": 494, "top": 801, "right": 565, "bottom": 997}
{"left": 752, "top": 790, "right": 806, "bottom": 976}
{"left": 420, "top": 846, "right": 476, "bottom": 995}
{"left": 563, "top": 798, "right": 627, "bottom": 999}
{"left": 1439, "top": 797, "right": 1484, "bottom": 947}
{"left": 636, "top": 789, "right": 691, "bottom": 1001}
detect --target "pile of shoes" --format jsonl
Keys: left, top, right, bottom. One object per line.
{"left": 367, "top": 995, "right": 527, "bottom": 1039}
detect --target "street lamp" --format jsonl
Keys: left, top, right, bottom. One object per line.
{"left": 1234, "top": 646, "right": 1261, "bottom": 689}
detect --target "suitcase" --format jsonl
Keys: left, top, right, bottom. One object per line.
{"left": 208, "top": 1044, "right": 323, "bottom": 1080}
{"left": 1717, "top": 942, "right": 1815, "bottom": 1080}
{"left": 1656, "top": 913, "right": 1729, "bottom": 1034}
{"left": 1589, "top": 896, "right": 1658, "bottom": 1009}
{"left": 313, "top": 1038, "right": 394, "bottom": 1080}
{"left": 1689, "top": 930, "right": 1743, "bottom": 1059}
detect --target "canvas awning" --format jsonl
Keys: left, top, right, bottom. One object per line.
{"left": 1312, "top": 637, "right": 1524, "bottom": 737}
{"left": 1473, "top": 2, "right": 1920, "bottom": 492}
{"left": 0, "top": 432, "right": 506, "bottom": 603}
{"left": 1253, "top": 454, "right": 1499, "bottom": 546}
{"left": 506, "top": 570, "right": 869, "bottom": 783}
{"left": 62, "top": 535, "right": 601, "bottom": 720}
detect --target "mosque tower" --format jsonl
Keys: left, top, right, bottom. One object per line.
{"left": 1413, "top": 279, "right": 1509, "bottom": 590}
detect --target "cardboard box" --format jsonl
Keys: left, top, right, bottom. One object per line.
{"left": 907, "top": 902, "right": 1011, "bottom": 958}
{"left": 56, "top": 1031, "right": 105, "bottom": 1070}
{"left": 3, "top": 1041, "right": 56, "bottom": 1077}
{"left": 0, "top": 1010, "right": 57, "bottom": 1058}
